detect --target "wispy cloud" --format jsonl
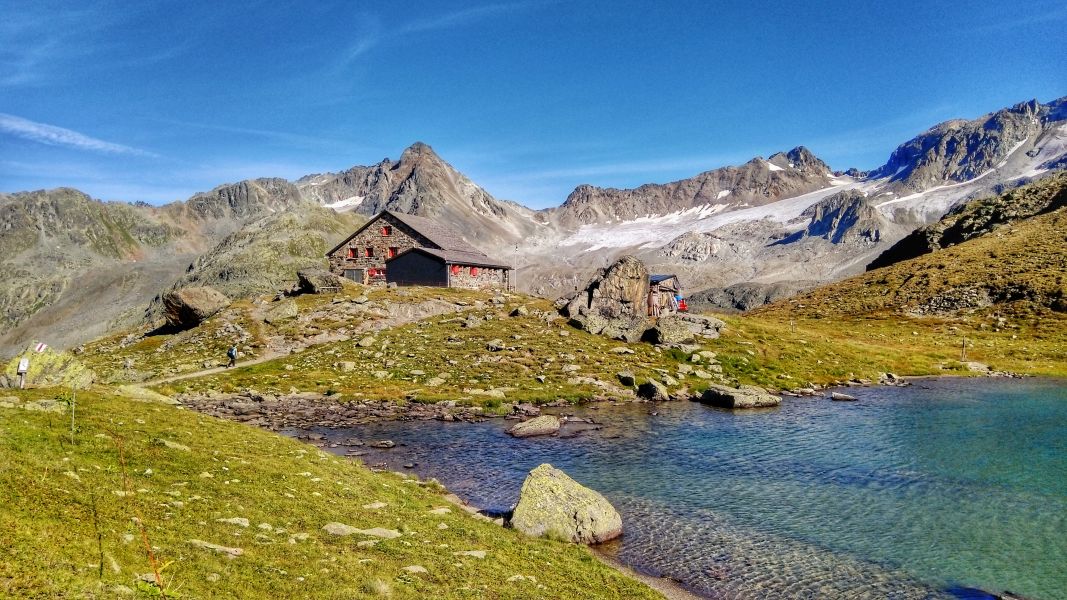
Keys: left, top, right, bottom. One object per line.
{"left": 397, "top": 3, "right": 522, "bottom": 35}
{"left": 335, "top": 2, "right": 543, "bottom": 72}
{"left": 0, "top": 113, "right": 158, "bottom": 157}
{"left": 966, "top": 3, "right": 1067, "bottom": 34}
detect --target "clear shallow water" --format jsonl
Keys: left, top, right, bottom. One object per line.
{"left": 307, "top": 378, "right": 1067, "bottom": 599}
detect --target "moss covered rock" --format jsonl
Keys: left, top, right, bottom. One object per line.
{"left": 3, "top": 343, "right": 94, "bottom": 389}
{"left": 510, "top": 464, "right": 622, "bottom": 544}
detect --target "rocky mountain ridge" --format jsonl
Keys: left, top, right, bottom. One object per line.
{"left": 2, "top": 95, "right": 1066, "bottom": 354}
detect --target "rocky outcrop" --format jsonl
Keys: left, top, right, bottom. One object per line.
{"left": 688, "top": 281, "right": 817, "bottom": 312}
{"left": 296, "top": 269, "right": 346, "bottom": 294}
{"left": 696, "top": 384, "right": 781, "bottom": 409}
{"left": 869, "top": 99, "right": 1051, "bottom": 191}
{"left": 263, "top": 299, "right": 298, "bottom": 323}
{"left": 161, "top": 286, "right": 230, "bottom": 328}
{"left": 788, "top": 190, "right": 889, "bottom": 246}
{"left": 507, "top": 415, "right": 561, "bottom": 438}
{"left": 644, "top": 313, "right": 724, "bottom": 344}
{"left": 558, "top": 256, "right": 650, "bottom": 342}
{"left": 509, "top": 464, "right": 622, "bottom": 544}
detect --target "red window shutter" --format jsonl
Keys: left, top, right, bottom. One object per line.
{"left": 451, "top": 265, "right": 461, "bottom": 275}
{"left": 470, "top": 267, "right": 479, "bottom": 276}
{"left": 388, "top": 247, "right": 398, "bottom": 258}
{"left": 368, "top": 268, "right": 376, "bottom": 277}
{"left": 347, "top": 248, "right": 356, "bottom": 258}
{"left": 365, "top": 247, "right": 373, "bottom": 257}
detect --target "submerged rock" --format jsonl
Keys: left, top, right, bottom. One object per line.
{"left": 636, "top": 379, "right": 670, "bottom": 402}
{"left": 508, "top": 415, "right": 561, "bottom": 438}
{"left": 830, "top": 391, "right": 858, "bottom": 401}
{"left": 697, "top": 384, "right": 781, "bottom": 409}
{"left": 510, "top": 463, "right": 622, "bottom": 544}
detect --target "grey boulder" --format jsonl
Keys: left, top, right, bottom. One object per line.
{"left": 162, "top": 286, "right": 229, "bottom": 328}
{"left": 510, "top": 464, "right": 622, "bottom": 544}
{"left": 697, "top": 384, "right": 781, "bottom": 408}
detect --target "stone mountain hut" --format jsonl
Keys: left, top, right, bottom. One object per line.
{"left": 326, "top": 210, "right": 513, "bottom": 290}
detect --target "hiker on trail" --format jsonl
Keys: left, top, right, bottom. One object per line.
{"left": 227, "top": 344, "right": 238, "bottom": 368}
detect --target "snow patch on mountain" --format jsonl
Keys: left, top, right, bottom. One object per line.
{"left": 326, "top": 196, "right": 365, "bottom": 210}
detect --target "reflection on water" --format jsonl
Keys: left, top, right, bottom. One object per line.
{"left": 301, "top": 378, "right": 1067, "bottom": 599}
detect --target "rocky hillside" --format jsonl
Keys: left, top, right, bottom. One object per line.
{"left": 867, "top": 171, "right": 1067, "bottom": 270}
{"left": 0, "top": 183, "right": 355, "bottom": 356}
{"left": 869, "top": 99, "right": 1066, "bottom": 192}
{"left": 144, "top": 206, "right": 364, "bottom": 323}
{"left": 757, "top": 181, "right": 1067, "bottom": 319}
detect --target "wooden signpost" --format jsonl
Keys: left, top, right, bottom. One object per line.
{"left": 17, "top": 357, "right": 29, "bottom": 389}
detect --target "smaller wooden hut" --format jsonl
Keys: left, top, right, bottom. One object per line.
{"left": 647, "top": 274, "right": 682, "bottom": 316}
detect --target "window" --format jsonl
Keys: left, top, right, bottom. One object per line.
{"left": 451, "top": 265, "right": 461, "bottom": 276}
{"left": 388, "top": 247, "right": 398, "bottom": 258}
{"left": 367, "top": 268, "right": 376, "bottom": 277}
{"left": 381, "top": 226, "right": 392, "bottom": 236}
{"left": 469, "top": 267, "right": 479, "bottom": 277}
{"left": 347, "top": 247, "right": 357, "bottom": 259}
{"left": 365, "top": 247, "right": 374, "bottom": 257}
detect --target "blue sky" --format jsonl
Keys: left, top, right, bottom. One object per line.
{"left": 1, "top": 0, "right": 1064, "bottom": 208}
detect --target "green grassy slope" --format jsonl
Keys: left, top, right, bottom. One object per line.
{"left": 0, "top": 387, "right": 659, "bottom": 599}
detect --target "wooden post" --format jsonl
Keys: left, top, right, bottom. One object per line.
{"left": 960, "top": 336, "right": 967, "bottom": 361}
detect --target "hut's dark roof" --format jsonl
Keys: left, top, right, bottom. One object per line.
{"left": 326, "top": 209, "right": 485, "bottom": 257}
{"left": 385, "top": 211, "right": 483, "bottom": 254}
{"left": 388, "top": 247, "right": 512, "bottom": 270}
{"left": 650, "top": 274, "right": 678, "bottom": 284}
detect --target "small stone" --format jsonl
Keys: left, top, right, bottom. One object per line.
{"left": 371, "top": 440, "right": 395, "bottom": 449}
{"left": 357, "top": 336, "right": 376, "bottom": 348}
{"left": 188, "top": 539, "right": 243, "bottom": 558}
{"left": 363, "top": 501, "right": 387, "bottom": 510}
{"left": 453, "top": 550, "right": 486, "bottom": 559}
{"left": 428, "top": 507, "right": 452, "bottom": 515}
{"left": 158, "top": 439, "right": 191, "bottom": 452}
{"left": 402, "top": 565, "right": 428, "bottom": 574}
{"left": 610, "top": 347, "right": 634, "bottom": 354}
{"left": 217, "top": 517, "right": 249, "bottom": 528}
{"left": 616, "top": 371, "right": 636, "bottom": 387}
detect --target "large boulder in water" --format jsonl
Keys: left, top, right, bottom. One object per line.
{"left": 696, "top": 384, "right": 781, "bottom": 409}
{"left": 296, "top": 269, "right": 346, "bottom": 294}
{"left": 162, "top": 286, "right": 229, "bottom": 328}
{"left": 510, "top": 464, "right": 622, "bottom": 544}
{"left": 558, "top": 256, "right": 650, "bottom": 342}
{"left": 507, "top": 415, "right": 561, "bottom": 438}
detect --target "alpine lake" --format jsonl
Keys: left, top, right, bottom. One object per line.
{"left": 292, "top": 378, "right": 1067, "bottom": 599}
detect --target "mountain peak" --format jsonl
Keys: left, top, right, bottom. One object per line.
{"left": 399, "top": 141, "right": 439, "bottom": 163}
{"left": 768, "top": 146, "right": 832, "bottom": 174}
